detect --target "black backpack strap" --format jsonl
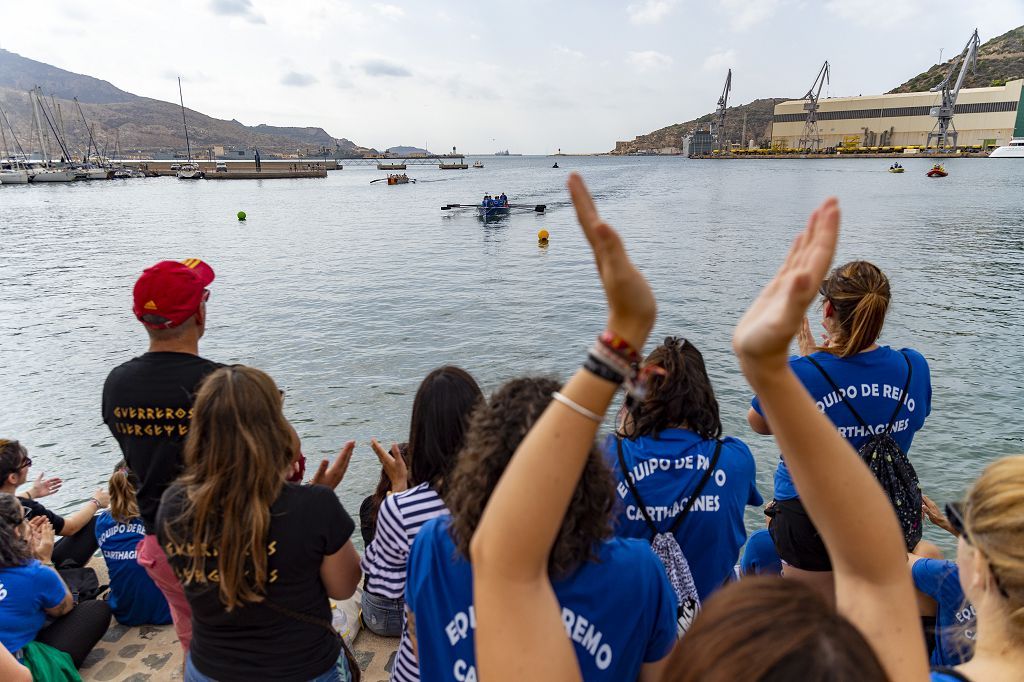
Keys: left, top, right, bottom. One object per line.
{"left": 668, "top": 439, "right": 723, "bottom": 535}
{"left": 882, "top": 351, "right": 913, "bottom": 435}
{"left": 805, "top": 355, "right": 870, "bottom": 429}
{"left": 615, "top": 437, "right": 659, "bottom": 538}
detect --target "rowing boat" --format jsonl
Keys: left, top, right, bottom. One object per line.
{"left": 442, "top": 203, "right": 546, "bottom": 218}
{"left": 478, "top": 205, "right": 510, "bottom": 219}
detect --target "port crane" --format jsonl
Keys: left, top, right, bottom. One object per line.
{"left": 798, "top": 61, "right": 830, "bottom": 151}
{"left": 926, "top": 28, "right": 980, "bottom": 149}
{"left": 711, "top": 69, "right": 732, "bottom": 151}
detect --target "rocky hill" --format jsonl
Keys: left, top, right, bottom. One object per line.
{"left": 889, "top": 25, "right": 1024, "bottom": 93}
{"left": 0, "top": 49, "right": 375, "bottom": 157}
{"left": 612, "top": 23, "right": 1024, "bottom": 154}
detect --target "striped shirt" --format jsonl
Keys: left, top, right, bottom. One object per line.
{"left": 360, "top": 482, "right": 448, "bottom": 682}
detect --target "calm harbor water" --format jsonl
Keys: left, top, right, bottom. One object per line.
{"left": 3, "top": 155, "right": 1022, "bottom": 551}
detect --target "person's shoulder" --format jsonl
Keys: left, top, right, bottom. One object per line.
{"left": 290, "top": 482, "right": 345, "bottom": 511}
{"left": 894, "top": 347, "right": 930, "bottom": 373}
{"left": 157, "top": 483, "right": 188, "bottom": 523}
{"left": 597, "top": 537, "right": 662, "bottom": 572}
{"left": 392, "top": 482, "right": 439, "bottom": 509}
{"left": 912, "top": 557, "right": 957, "bottom": 581}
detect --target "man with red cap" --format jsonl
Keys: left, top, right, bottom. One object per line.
{"left": 102, "top": 258, "right": 220, "bottom": 652}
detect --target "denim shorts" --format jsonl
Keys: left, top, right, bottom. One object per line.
{"left": 361, "top": 591, "right": 404, "bottom": 637}
{"left": 186, "top": 650, "right": 352, "bottom": 682}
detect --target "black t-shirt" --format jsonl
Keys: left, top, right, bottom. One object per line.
{"left": 102, "top": 352, "right": 221, "bottom": 533}
{"left": 359, "top": 493, "right": 378, "bottom": 547}
{"left": 19, "top": 498, "right": 65, "bottom": 534}
{"left": 157, "top": 482, "right": 354, "bottom": 681}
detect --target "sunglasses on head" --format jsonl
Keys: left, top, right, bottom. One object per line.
{"left": 946, "top": 501, "right": 1010, "bottom": 599}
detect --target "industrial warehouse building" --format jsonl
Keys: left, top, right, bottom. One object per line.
{"left": 771, "top": 79, "right": 1024, "bottom": 148}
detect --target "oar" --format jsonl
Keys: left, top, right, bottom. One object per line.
{"left": 370, "top": 178, "right": 385, "bottom": 184}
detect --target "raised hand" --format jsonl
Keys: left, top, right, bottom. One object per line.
{"left": 921, "top": 494, "right": 957, "bottom": 536}
{"left": 733, "top": 197, "right": 839, "bottom": 378}
{"left": 309, "top": 440, "right": 355, "bottom": 490}
{"left": 27, "top": 473, "right": 63, "bottom": 499}
{"left": 31, "top": 518, "right": 55, "bottom": 563}
{"left": 798, "top": 317, "right": 817, "bottom": 356}
{"left": 371, "top": 439, "right": 409, "bottom": 494}
{"left": 568, "top": 173, "right": 655, "bottom": 352}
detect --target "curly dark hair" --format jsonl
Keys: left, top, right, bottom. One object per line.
{"left": 446, "top": 377, "right": 615, "bottom": 578}
{"left": 620, "top": 337, "right": 722, "bottom": 440}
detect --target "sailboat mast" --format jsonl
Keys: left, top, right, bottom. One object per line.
{"left": 31, "top": 89, "right": 49, "bottom": 167}
{"left": 178, "top": 77, "right": 192, "bottom": 162}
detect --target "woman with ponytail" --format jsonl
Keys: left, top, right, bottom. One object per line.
{"left": 95, "top": 461, "right": 172, "bottom": 626}
{"left": 609, "top": 337, "right": 763, "bottom": 601}
{"left": 747, "top": 260, "right": 932, "bottom": 593}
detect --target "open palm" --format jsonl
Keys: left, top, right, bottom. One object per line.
{"left": 733, "top": 198, "right": 840, "bottom": 367}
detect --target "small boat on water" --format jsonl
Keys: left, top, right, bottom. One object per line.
{"left": 888, "top": 166, "right": 905, "bottom": 173}
{"left": 29, "top": 168, "right": 76, "bottom": 182}
{"left": 926, "top": 164, "right": 948, "bottom": 178}
{"left": 478, "top": 205, "right": 510, "bottom": 219}
{"left": 387, "top": 173, "right": 411, "bottom": 185}
{"left": 175, "top": 77, "right": 204, "bottom": 180}
{"left": 472, "top": 161, "right": 484, "bottom": 168}
{"left": 442, "top": 201, "right": 546, "bottom": 221}
{"left": 989, "top": 138, "right": 1024, "bottom": 158}
{"left": 0, "top": 168, "right": 29, "bottom": 184}
{"left": 176, "top": 162, "right": 204, "bottom": 180}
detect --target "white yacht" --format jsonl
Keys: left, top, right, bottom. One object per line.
{"left": 176, "top": 162, "right": 204, "bottom": 179}
{"left": 0, "top": 168, "right": 29, "bottom": 184}
{"left": 29, "top": 167, "right": 76, "bottom": 182}
{"left": 990, "top": 138, "right": 1024, "bottom": 158}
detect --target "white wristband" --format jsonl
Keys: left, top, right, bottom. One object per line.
{"left": 551, "top": 392, "right": 604, "bottom": 424}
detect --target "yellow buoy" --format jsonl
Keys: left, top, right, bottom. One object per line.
{"left": 537, "top": 229, "right": 549, "bottom": 244}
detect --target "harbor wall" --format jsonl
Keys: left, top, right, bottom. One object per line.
{"left": 771, "top": 79, "right": 1023, "bottom": 148}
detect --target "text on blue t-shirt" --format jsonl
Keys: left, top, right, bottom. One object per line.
{"left": 0, "top": 560, "right": 67, "bottom": 653}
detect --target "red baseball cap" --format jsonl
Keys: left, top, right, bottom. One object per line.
{"left": 132, "top": 259, "right": 215, "bottom": 329}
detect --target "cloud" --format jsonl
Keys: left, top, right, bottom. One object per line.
{"left": 361, "top": 58, "right": 412, "bottom": 77}
{"left": 373, "top": 3, "right": 405, "bottom": 18}
{"left": 555, "top": 45, "right": 584, "bottom": 59}
{"left": 209, "top": 0, "right": 266, "bottom": 24}
{"left": 824, "top": 0, "right": 927, "bottom": 25}
{"left": 702, "top": 49, "right": 735, "bottom": 72}
{"left": 281, "top": 71, "right": 318, "bottom": 87}
{"left": 626, "top": 0, "right": 677, "bottom": 24}
{"left": 329, "top": 61, "right": 355, "bottom": 89}
{"left": 718, "top": 0, "right": 781, "bottom": 30}
{"left": 627, "top": 50, "right": 673, "bottom": 72}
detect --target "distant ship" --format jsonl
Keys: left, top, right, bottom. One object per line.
{"left": 493, "top": 150, "right": 523, "bottom": 156}
{"left": 989, "top": 138, "right": 1024, "bottom": 158}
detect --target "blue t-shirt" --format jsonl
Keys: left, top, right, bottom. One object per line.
{"left": 406, "top": 517, "right": 677, "bottom": 682}
{"left": 912, "top": 559, "right": 975, "bottom": 666}
{"left": 95, "top": 511, "right": 172, "bottom": 626}
{"left": 605, "top": 430, "right": 763, "bottom": 600}
{"left": 740, "top": 528, "right": 782, "bottom": 576}
{"left": 751, "top": 346, "right": 932, "bottom": 500}
{"left": 0, "top": 560, "right": 67, "bottom": 653}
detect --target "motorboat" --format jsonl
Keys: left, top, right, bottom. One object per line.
{"left": 989, "top": 138, "right": 1024, "bottom": 158}
{"left": 472, "top": 161, "right": 484, "bottom": 168}
{"left": 888, "top": 166, "right": 905, "bottom": 173}
{"left": 0, "top": 169, "right": 29, "bottom": 184}
{"left": 926, "top": 165, "right": 948, "bottom": 178}
{"left": 176, "top": 162, "right": 204, "bottom": 180}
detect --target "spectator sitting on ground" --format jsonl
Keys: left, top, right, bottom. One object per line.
{"left": 608, "top": 336, "right": 763, "bottom": 603}
{"left": 406, "top": 376, "right": 676, "bottom": 681}
{"left": 102, "top": 258, "right": 222, "bottom": 653}
{"left": 0, "top": 493, "right": 111, "bottom": 671}
{"left": 95, "top": 460, "right": 172, "bottom": 626}
{"left": 0, "top": 439, "right": 109, "bottom": 569}
{"left": 360, "top": 366, "right": 482, "bottom": 680}
{"left": 157, "top": 365, "right": 361, "bottom": 682}
{"left": 748, "top": 258, "right": 932, "bottom": 597}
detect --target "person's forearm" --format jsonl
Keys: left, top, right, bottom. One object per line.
{"left": 743, "top": 362, "right": 906, "bottom": 582}
{"left": 59, "top": 499, "right": 101, "bottom": 536}
{"left": 472, "top": 368, "right": 617, "bottom": 582}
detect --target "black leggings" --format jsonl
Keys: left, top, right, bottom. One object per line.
{"left": 35, "top": 599, "right": 111, "bottom": 668}
{"left": 52, "top": 516, "right": 99, "bottom": 569}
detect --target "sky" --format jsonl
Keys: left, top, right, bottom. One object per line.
{"left": 1, "top": 0, "right": 1021, "bottom": 153}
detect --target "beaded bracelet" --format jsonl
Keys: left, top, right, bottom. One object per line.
{"left": 599, "top": 330, "right": 641, "bottom": 364}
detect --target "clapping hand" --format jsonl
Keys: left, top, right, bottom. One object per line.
{"left": 921, "top": 494, "right": 957, "bottom": 536}
{"left": 309, "top": 440, "right": 355, "bottom": 490}
{"left": 371, "top": 439, "right": 409, "bottom": 494}
{"left": 29, "top": 517, "right": 55, "bottom": 563}
{"left": 733, "top": 198, "right": 840, "bottom": 383}
{"left": 27, "top": 473, "right": 63, "bottom": 500}
{"left": 568, "top": 173, "right": 655, "bottom": 352}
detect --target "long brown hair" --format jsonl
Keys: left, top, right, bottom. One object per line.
{"left": 662, "top": 577, "right": 887, "bottom": 681}
{"left": 447, "top": 377, "right": 614, "bottom": 577}
{"left": 108, "top": 460, "right": 140, "bottom": 524}
{"left": 164, "top": 365, "right": 295, "bottom": 611}
{"left": 0, "top": 493, "right": 32, "bottom": 568}
{"left": 819, "top": 260, "right": 890, "bottom": 358}
{"left": 964, "top": 455, "right": 1024, "bottom": 643}
{"left": 619, "top": 337, "right": 722, "bottom": 440}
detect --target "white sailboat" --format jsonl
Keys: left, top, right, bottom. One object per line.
{"left": 27, "top": 88, "right": 73, "bottom": 183}
{"left": 176, "top": 78, "right": 204, "bottom": 180}
{"left": 989, "top": 138, "right": 1024, "bottom": 158}
{"left": 0, "top": 105, "right": 30, "bottom": 184}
